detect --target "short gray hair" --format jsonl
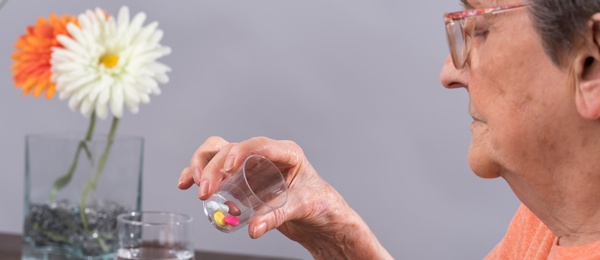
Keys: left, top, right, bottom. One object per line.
{"left": 529, "top": 0, "right": 600, "bottom": 66}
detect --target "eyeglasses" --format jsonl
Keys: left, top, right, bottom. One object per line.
{"left": 444, "top": 3, "right": 528, "bottom": 69}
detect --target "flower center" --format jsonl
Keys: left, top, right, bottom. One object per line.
{"left": 100, "top": 54, "right": 119, "bottom": 69}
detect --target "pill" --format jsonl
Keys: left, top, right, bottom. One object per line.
{"left": 213, "top": 211, "right": 226, "bottom": 227}
{"left": 207, "top": 201, "right": 229, "bottom": 213}
{"left": 224, "top": 201, "right": 241, "bottom": 216}
{"left": 224, "top": 215, "right": 240, "bottom": 227}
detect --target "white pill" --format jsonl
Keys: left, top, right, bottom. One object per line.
{"left": 207, "top": 201, "right": 229, "bottom": 212}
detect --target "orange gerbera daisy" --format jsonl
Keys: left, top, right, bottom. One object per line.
{"left": 11, "top": 13, "right": 78, "bottom": 99}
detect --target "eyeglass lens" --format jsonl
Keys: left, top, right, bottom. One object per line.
{"left": 447, "top": 18, "right": 473, "bottom": 69}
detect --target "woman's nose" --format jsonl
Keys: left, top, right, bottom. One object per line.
{"left": 440, "top": 55, "right": 468, "bottom": 89}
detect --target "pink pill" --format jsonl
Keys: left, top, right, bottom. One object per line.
{"left": 224, "top": 215, "right": 240, "bottom": 227}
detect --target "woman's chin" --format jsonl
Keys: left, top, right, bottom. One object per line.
{"left": 468, "top": 148, "right": 502, "bottom": 179}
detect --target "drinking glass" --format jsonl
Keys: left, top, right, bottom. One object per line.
{"left": 203, "top": 155, "right": 288, "bottom": 233}
{"left": 116, "top": 211, "right": 194, "bottom": 260}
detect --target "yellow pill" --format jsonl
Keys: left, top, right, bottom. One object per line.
{"left": 213, "top": 211, "right": 226, "bottom": 227}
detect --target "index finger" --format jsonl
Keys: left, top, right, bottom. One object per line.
{"left": 189, "top": 136, "right": 230, "bottom": 185}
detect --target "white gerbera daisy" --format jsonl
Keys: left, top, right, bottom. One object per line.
{"left": 51, "top": 6, "right": 171, "bottom": 119}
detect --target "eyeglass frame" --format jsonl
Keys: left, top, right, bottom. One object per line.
{"left": 444, "top": 3, "right": 528, "bottom": 69}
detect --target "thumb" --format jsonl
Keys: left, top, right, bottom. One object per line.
{"left": 248, "top": 208, "right": 288, "bottom": 239}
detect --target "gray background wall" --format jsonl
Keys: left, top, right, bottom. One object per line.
{"left": 0, "top": 1, "right": 520, "bottom": 259}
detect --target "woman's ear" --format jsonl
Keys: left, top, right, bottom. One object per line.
{"left": 575, "top": 13, "right": 600, "bottom": 120}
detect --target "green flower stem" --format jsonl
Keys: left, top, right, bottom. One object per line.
{"left": 79, "top": 116, "right": 120, "bottom": 234}
{"left": 33, "top": 222, "right": 70, "bottom": 244}
{"left": 49, "top": 112, "right": 97, "bottom": 202}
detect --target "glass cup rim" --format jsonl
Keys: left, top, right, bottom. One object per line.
{"left": 241, "top": 155, "right": 288, "bottom": 209}
{"left": 117, "top": 211, "right": 193, "bottom": 227}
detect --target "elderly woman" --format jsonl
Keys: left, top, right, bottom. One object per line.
{"left": 179, "top": 0, "right": 600, "bottom": 259}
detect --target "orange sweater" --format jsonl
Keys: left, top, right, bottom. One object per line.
{"left": 485, "top": 204, "right": 600, "bottom": 260}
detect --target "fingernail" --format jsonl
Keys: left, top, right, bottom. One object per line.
{"left": 253, "top": 222, "right": 267, "bottom": 238}
{"left": 198, "top": 180, "right": 209, "bottom": 198}
{"left": 224, "top": 155, "right": 235, "bottom": 172}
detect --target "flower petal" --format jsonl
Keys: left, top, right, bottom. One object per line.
{"left": 50, "top": 6, "right": 170, "bottom": 119}
{"left": 110, "top": 83, "right": 124, "bottom": 118}
{"left": 56, "top": 34, "right": 87, "bottom": 56}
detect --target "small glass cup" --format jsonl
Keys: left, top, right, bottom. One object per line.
{"left": 116, "top": 211, "right": 194, "bottom": 260}
{"left": 203, "top": 155, "right": 288, "bottom": 233}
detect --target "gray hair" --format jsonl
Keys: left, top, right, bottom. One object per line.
{"left": 529, "top": 0, "right": 600, "bottom": 66}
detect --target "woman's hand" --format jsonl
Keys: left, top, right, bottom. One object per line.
{"left": 178, "top": 136, "right": 392, "bottom": 259}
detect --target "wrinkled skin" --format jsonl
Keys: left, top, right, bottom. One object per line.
{"left": 441, "top": 0, "right": 600, "bottom": 248}
{"left": 178, "top": 136, "right": 392, "bottom": 259}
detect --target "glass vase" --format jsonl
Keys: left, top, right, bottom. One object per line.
{"left": 22, "top": 133, "right": 144, "bottom": 260}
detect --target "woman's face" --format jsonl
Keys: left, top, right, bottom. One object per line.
{"left": 440, "top": 0, "right": 577, "bottom": 180}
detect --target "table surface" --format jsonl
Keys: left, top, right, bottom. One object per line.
{"left": 0, "top": 232, "right": 294, "bottom": 260}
